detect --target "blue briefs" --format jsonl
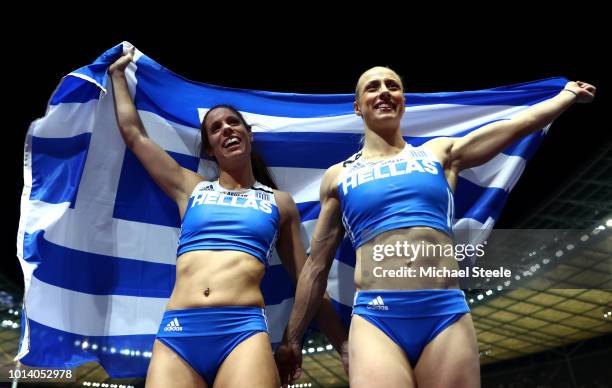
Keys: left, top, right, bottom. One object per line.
{"left": 155, "top": 306, "right": 268, "bottom": 384}
{"left": 352, "top": 289, "right": 469, "bottom": 367}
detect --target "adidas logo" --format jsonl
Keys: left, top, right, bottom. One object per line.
{"left": 163, "top": 317, "right": 183, "bottom": 332}
{"left": 367, "top": 296, "right": 389, "bottom": 311}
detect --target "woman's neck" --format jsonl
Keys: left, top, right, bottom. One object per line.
{"left": 218, "top": 166, "right": 256, "bottom": 190}
{"left": 362, "top": 126, "right": 406, "bottom": 159}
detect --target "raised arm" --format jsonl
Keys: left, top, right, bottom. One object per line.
{"left": 275, "top": 165, "right": 347, "bottom": 385}
{"left": 108, "top": 46, "right": 203, "bottom": 218}
{"left": 428, "top": 81, "right": 596, "bottom": 174}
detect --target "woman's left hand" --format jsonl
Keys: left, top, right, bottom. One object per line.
{"left": 339, "top": 339, "right": 349, "bottom": 376}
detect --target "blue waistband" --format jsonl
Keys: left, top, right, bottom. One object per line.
{"left": 157, "top": 306, "right": 268, "bottom": 337}
{"left": 353, "top": 289, "right": 469, "bottom": 318}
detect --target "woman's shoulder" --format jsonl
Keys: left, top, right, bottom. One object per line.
{"left": 270, "top": 189, "right": 300, "bottom": 224}
{"left": 271, "top": 189, "right": 295, "bottom": 207}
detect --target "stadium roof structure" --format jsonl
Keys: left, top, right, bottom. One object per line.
{"left": 469, "top": 143, "right": 611, "bottom": 365}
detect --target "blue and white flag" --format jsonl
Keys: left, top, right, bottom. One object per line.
{"left": 16, "top": 42, "right": 564, "bottom": 377}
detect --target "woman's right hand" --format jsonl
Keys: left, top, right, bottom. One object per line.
{"left": 274, "top": 339, "right": 303, "bottom": 387}
{"left": 108, "top": 46, "right": 135, "bottom": 75}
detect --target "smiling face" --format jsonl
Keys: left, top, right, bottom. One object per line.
{"left": 354, "top": 67, "right": 405, "bottom": 129}
{"left": 203, "top": 107, "right": 253, "bottom": 162}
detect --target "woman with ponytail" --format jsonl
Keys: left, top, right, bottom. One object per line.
{"left": 109, "top": 47, "right": 347, "bottom": 388}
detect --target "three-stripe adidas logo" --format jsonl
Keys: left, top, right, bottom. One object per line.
{"left": 367, "top": 296, "right": 389, "bottom": 311}
{"left": 163, "top": 317, "right": 183, "bottom": 332}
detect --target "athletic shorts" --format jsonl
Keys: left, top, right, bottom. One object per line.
{"left": 352, "top": 289, "right": 469, "bottom": 366}
{"left": 155, "top": 306, "right": 268, "bottom": 384}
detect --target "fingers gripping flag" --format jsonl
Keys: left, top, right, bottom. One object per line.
{"left": 16, "top": 42, "right": 565, "bottom": 376}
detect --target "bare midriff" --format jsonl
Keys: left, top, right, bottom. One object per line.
{"left": 355, "top": 226, "right": 460, "bottom": 291}
{"left": 166, "top": 250, "right": 265, "bottom": 310}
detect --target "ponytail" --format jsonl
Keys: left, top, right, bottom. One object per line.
{"left": 250, "top": 148, "right": 277, "bottom": 189}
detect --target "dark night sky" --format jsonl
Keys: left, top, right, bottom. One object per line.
{"left": 6, "top": 19, "right": 610, "bottom": 289}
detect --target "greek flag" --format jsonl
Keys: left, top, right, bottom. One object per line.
{"left": 16, "top": 42, "right": 564, "bottom": 376}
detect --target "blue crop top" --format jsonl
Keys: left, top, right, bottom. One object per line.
{"left": 177, "top": 180, "right": 280, "bottom": 266}
{"left": 338, "top": 143, "right": 454, "bottom": 249}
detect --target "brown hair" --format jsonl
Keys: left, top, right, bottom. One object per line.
{"left": 200, "top": 104, "right": 277, "bottom": 189}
